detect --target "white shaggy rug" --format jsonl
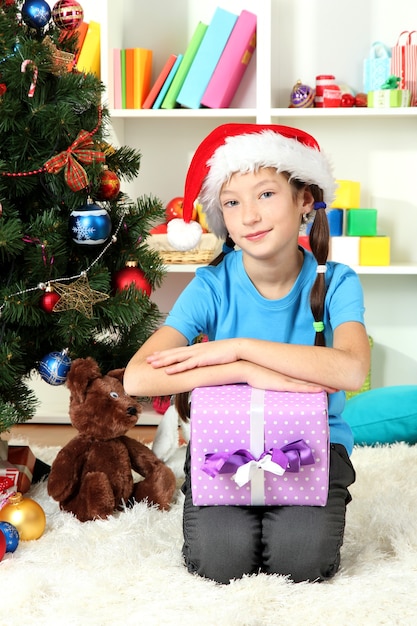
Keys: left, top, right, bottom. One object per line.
{"left": 1, "top": 441, "right": 417, "bottom": 626}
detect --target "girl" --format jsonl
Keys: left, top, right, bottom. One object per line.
{"left": 124, "top": 123, "right": 370, "bottom": 584}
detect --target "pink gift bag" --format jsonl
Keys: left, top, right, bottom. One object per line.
{"left": 391, "top": 31, "right": 417, "bottom": 105}
{"left": 190, "top": 385, "right": 329, "bottom": 507}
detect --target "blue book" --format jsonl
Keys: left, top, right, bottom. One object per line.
{"left": 152, "top": 54, "right": 184, "bottom": 109}
{"left": 177, "top": 7, "right": 238, "bottom": 109}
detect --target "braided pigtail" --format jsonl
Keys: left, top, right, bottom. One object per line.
{"left": 308, "top": 185, "right": 330, "bottom": 347}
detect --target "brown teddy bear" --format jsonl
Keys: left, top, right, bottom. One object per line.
{"left": 47, "top": 357, "right": 177, "bottom": 522}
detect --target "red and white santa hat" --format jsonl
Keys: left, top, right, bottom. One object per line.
{"left": 167, "top": 123, "right": 336, "bottom": 251}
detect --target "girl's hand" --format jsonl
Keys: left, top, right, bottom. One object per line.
{"left": 146, "top": 339, "right": 238, "bottom": 373}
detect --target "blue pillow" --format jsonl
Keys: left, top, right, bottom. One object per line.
{"left": 343, "top": 385, "right": 417, "bottom": 445}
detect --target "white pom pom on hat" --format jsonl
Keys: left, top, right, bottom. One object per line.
{"left": 167, "top": 218, "right": 202, "bottom": 251}
{"left": 167, "top": 123, "right": 336, "bottom": 251}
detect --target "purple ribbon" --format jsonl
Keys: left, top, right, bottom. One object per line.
{"left": 202, "top": 439, "right": 315, "bottom": 479}
{"left": 22, "top": 236, "right": 54, "bottom": 267}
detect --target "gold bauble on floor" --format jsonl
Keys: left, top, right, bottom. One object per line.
{"left": 0, "top": 492, "right": 46, "bottom": 541}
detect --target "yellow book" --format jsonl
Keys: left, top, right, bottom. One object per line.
{"left": 133, "top": 48, "right": 152, "bottom": 108}
{"left": 77, "top": 21, "right": 101, "bottom": 79}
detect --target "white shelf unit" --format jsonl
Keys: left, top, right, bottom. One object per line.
{"left": 31, "top": 0, "right": 416, "bottom": 424}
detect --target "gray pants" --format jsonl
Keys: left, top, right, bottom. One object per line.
{"left": 182, "top": 443, "right": 355, "bottom": 584}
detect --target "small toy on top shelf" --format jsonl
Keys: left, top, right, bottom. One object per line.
{"left": 367, "top": 75, "right": 411, "bottom": 108}
{"left": 289, "top": 80, "right": 314, "bottom": 108}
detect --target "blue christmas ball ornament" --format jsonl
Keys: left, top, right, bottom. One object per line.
{"left": 39, "top": 349, "right": 71, "bottom": 385}
{"left": 0, "top": 522, "right": 20, "bottom": 553}
{"left": 21, "top": 0, "right": 52, "bottom": 29}
{"left": 70, "top": 200, "right": 112, "bottom": 246}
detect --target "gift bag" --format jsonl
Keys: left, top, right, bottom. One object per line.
{"left": 391, "top": 31, "right": 417, "bottom": 106}
{"left": 363, "top": 41, "right": 392, "bottom": 92}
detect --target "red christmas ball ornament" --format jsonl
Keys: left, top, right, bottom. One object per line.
{"left": 112, "top": 262, "right": 152, "bottom": 297}
{"left": 39, "top": 285, "right": 60, "bottom": 313}
{"left": 97, "top": 167, "right": 121, "bottom": 201}
{"left": 52, "top": 0, "right": 84, "bottom": 31}
{"left": 341, "top": 93, "right": 355, "bottom": 107}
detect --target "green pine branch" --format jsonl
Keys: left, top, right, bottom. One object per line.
{"left": 0, "top": 6, "right": 167, "bottom": 433}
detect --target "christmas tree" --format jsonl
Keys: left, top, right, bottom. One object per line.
{"left": 0, "top": 1, "right": 166, "bottom": 433}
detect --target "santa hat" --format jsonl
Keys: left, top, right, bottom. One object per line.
{"left": 167, "top": 123, "right": 336, "bottom": 251}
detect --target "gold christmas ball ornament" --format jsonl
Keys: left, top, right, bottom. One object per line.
{"left": 0, "top": 492, "right": 46, "bottom": 541}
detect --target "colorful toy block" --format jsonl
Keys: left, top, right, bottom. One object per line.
{"left": 359, "top": 236, "right": 390, "bottom": 266}
{"left": 327, "top": 208, "right": 344, "bottom": 236}
{"left": 306, "top": 208, "right": 344, "bottom": 237}
{"left": 331, "top": 180, "right": 360, "bottom": 209}
{"left": 298, "top": 235, "right": 311, "bottom": 252}
{"left": 346, "top": 209, "right": 377, "bottom": 236}
{"left": 329, "top": 236, "right": 360, "bottom": 265}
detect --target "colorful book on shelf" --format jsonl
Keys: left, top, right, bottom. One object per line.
{"left": 201, "top": 10, "right": 257, "bottom": 109}
{"left": 120, "top": 49, "right": 126, "bottom": 109}
{"left": 74, "top": 21, "right": 89, "bottom": 63}
{"left": 76, "top": 20, "right": 101, "bottom": 78}
{"left": 161, "top": 21, "right": 208, "bottom": 109}
{"left": 152, "top": 54, "right": 183, "bottom": 109}
{"left": 143, "top": 54, "right": 178, "bottom": 109}
{"left": 177, "top": 7, "right": 238, "bottom": 109}
{"left": 125, "top": 48, "right": 136, "bottom": 109}
{"left": 134, "top": 48, "right": 153, "bottom": 108}
{"left": 60, "top": 20, "right": 88, "bottom": 65}
{"left": 109, "top": 48, "right": 122, "bottom": 109}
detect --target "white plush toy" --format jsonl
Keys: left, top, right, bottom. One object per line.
{"left": 152, "top": 404, "right": 190, "bottom": 480}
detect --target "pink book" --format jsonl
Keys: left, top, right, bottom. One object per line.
{"left": 142, "top": 54, "right": 178, "bottom": 109}
{"left": 112, "top": 48, "right": 122, "bottom": 109}
{"left": 201, "top": 10, "right": 257, "bottom": 109}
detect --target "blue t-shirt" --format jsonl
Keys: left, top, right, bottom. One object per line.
{"left": 165, "top": 248, "right": 366, "bottom": 455}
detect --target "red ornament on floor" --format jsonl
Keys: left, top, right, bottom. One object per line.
{"left": 112, "top": 262, "right": 152, "bottom": 297}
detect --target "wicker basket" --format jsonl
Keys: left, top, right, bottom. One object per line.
{"left": 148, "top": 233, "right": 223, "bottom": 264}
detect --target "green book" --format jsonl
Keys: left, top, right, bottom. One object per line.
{"left": 161, "top": 21, "right": 208, "bottom": 109}
{"left": 120, "top": 49, "right": 126, "bottom": 109}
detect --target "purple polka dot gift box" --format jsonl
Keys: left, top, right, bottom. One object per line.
{"left": 190, "top": 385, "right": 329, "bottom": 507}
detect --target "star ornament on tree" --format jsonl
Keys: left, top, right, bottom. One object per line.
{"left": 52, "top": 274, "right": 109, "bottom": 318}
